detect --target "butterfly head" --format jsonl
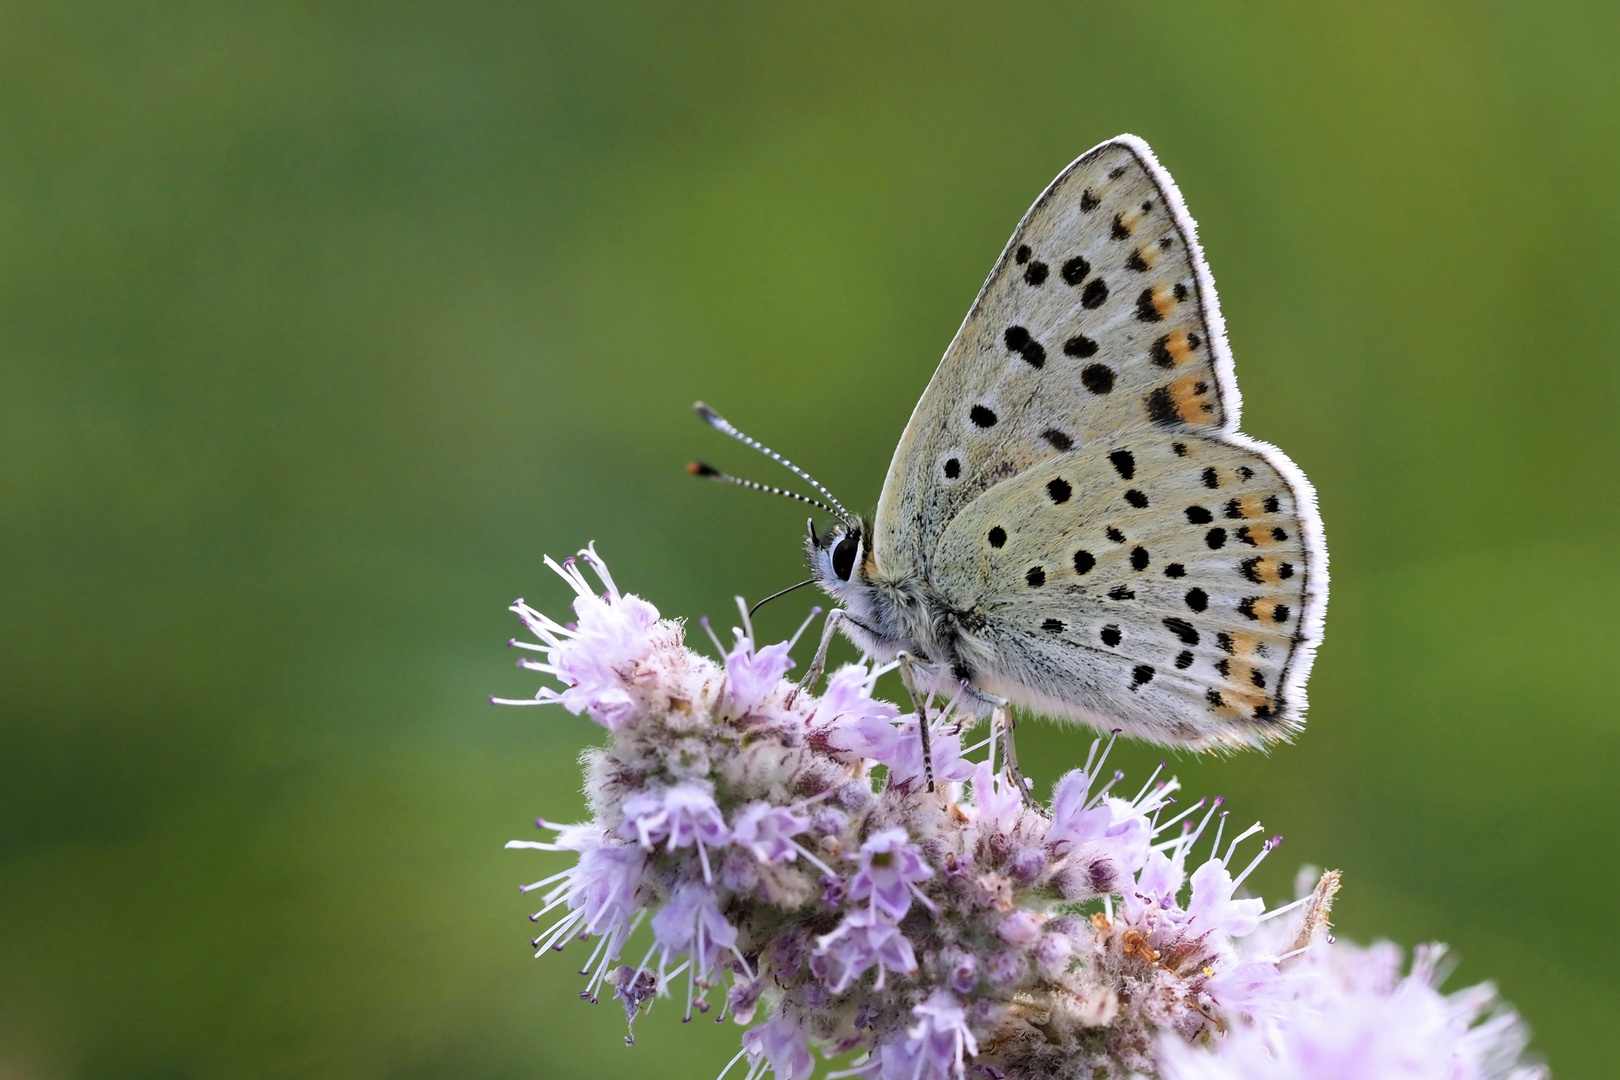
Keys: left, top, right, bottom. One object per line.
{"left": 807, "top": 516, "right": 874, "bottom": 598}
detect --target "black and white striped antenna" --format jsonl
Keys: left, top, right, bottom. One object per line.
{"left": 688, "top": 402, "right": 856, "bottom": 528}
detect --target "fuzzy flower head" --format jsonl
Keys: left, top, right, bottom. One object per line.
{"left": 498, "top": 547, "right": 1548, "bottom": 1080}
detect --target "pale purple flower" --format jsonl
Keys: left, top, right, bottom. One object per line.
{"left": 812, "top": 908, "right": 918, "bottom": 992}
{"left": 849, "top": 828, "right": 934, "bottom": 920}
{"left": 967, "top": 761, "right": 1024, "bottom": 836}
{"left": 883, "top": 716, "right": 976, "bottom": 789}
{"left": 1032, "top": 932, "right": 1072, "bottom": 979}
{"left": 731, "top": 802, "right": 812, "bottom": 865}
{"left": 869, "top": 990, "right": 980, "bottom": 1080}
{"left": 620, "top": 782, "right": 730, "bottom": 881}
{"left": 506, "top": 823, "right": 646, "bottom": 1001}
{"left": 1047, "top": 767, "right": 1158, "bottom": 877}
{"left": 725, "top": 632, "right": 795, "bottom": 713}
{"left": 994, "top": 910, "right": 1041, "bottom": 946}
{"left": 813, "top": 663, "right": 900, "bottom": 729}
{"left": 650, "top": 881, "right": 740, "bottom": 982}
{"left": 740, "top": 1012, "right": 815, "bottom": 1080}
{"left": 496, "top": 545, "right": 661, "bottom": 729}
{"left": 1185, "top": 857, "right": 1266, "bottom": 939}
{"left": 942, "top": 947, "right": 977, "bottom": 993}
{"left": 567, "top": 841, "right": 644, "bottom": 938}
{"left": 822, "top": 707, "right": 902, "bottom": 762}
{"left": 1159, "top": 942, "right": 1547, "bottom": 1080}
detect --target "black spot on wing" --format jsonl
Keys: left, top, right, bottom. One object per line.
{"left": 1205, "top": 528, "right": 1227, "bottom": 550}
{"left": 1023, "top": 261, "right": 1049, "bottom": 286}
{"left": 1185, "top": 588, "right": 1209, "bottom": 612}
{"left": 1081, "top": 364, "right": 1115, "bottom": 394}
{"left": 1201, "top": 467, "right": 1219, "bottom": 489}
{"left": 1164, "top": 563, "right": 1185, "bottom": 578}
{"left": 970, "top": 405, "right": 998, "bottom": 428}
{"left": 1003, "top": 326, "right": 1046, "bottom": 369}
{"left": 1042, "top": 618, "right": 1064, "bottom": 633}
{"left": 1174, "top": 650, "right": 1194, "bottom": 669}
{"left": 1041, "top": 429, "right": 1073, "bottom": 451}
{"left": 1026, "top": 566, "right": 1046, "bottom": 588}
{"left": 1081, "top": 278, "right": 1109, "bottom": 309}
{"left": 1134, "top": 289, "right": 1162, "bottom": 322}
{"left": 1100, "top": 624, "right": 1121, "bottom": 647}
{"left": 987, "top": 526, "right": 1006, "bottom": 548}
{"left": 943, "top": 458, "right": 960, "bottom": 479}
{"left": 1124, "top": 489, "right": 1148, "bottom": 509}
{"left": 1079, "top": 189, "right": 1099, "bottom": 212}
{"left": 1072, "top": 549, "right": 1095, "bottom": 574}
{"left": 1108, "top": 449, "right": 1135, "bottom": 479}
{"left": 1047, "top": 478, "right": 1072, "bottom": 504}
{"left": 1130, "top": 546, "right": 1150, "bottom": 571}
{"left": 1150, "top": 336, "right": 1175, "bottom": 368}
{"left": 1063, "top": 335, "right": 1098, "bottom": 358}
{"left": 1162, "top": 618, "right": 1199, "bottom": 645}
{"left": 1130, "top": 664, "right": 1154, "bottom": 689}
{"left": 1110, "top": 214, "right": 1131, "bottom": 241}
{"left": 1107, "top": 585, "right": 1134, "bottom": 600}
{"left": 1185, "top": 505, "right": 1213, "bottom": 524}
{"left": 1015, "top": 244, "right": 1031, "bottom": 264}
{"left": 1061, "top": 256, "right": 1090, "bottom": 285}
{"left": 1105, "top": 527, "right": 1126, "bottom": 543}
{"left": 1144, "top": 387, "right": 1177, "bottom": 424}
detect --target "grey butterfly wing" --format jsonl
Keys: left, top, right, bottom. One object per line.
{"left": 874, "top": 135, "right": 1239, "bottom": 579}
{"left": 932, "top": 433, "right": 1322, "bottom": 747}
{"left": 870, "top": 134, "right": 1326, "bottom": 743}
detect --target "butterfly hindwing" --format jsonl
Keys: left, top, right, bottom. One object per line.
{"left": 874, "top": 136, "right": 1238, "bottom": 578}
{"left": 929, "top": 432, "right": 1323, "bottom": 748}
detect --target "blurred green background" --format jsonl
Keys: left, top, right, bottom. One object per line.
{"left": 3, "top": 3, "right": 1617, "bottom": 1077}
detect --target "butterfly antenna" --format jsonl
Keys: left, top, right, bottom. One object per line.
{"left": 687, "top": 461, "right": 841, "bottom": 518}
{"left": 693, "top": 402, "right": 855, "bottom": 526}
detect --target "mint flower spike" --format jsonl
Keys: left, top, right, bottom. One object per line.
{"left": 498, "top": 546, "right": 1548, "bottom": 1080}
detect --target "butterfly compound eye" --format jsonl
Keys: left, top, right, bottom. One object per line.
{"left": 831, "top": 532, "right": 860, "bottom": 582}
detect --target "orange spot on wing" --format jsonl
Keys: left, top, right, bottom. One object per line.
{"left": 1163, "top": 328, "right": 1196, "bottom": 364}
{"left": 1151, "top": 284, "right": 1177, "bottom": 319}
{"left": 1168, "top": 376, "right": 1214, "bottom": 422}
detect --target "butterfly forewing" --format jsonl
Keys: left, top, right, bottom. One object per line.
{"left": 930, "top": 433, "right": 1319, "bottom": 747}
{"left": 875, "top": 137, "right": 1237, "bottom": 577}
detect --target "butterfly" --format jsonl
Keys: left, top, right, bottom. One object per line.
{"left": 693, "top": 135, "right": 1327, "bottom": 787}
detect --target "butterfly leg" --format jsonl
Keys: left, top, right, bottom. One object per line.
{"left": 995, "top": 705, "right": 1040, "bottom": 810}
{"left": 785, "top": 609, "right": 845, "bottom": 708}
{"left": 895, "top": 652, "right": 936, "bottom": 793}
